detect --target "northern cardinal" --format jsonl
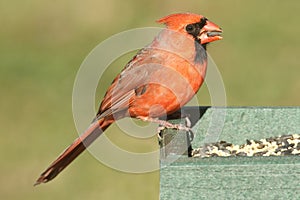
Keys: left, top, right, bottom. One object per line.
{"left": 35, "top": 13, "right": 222, "bottom": 185}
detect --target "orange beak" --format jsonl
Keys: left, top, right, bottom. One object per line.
{"left": 198, "top": 20, "right": 222, "bottom": 44}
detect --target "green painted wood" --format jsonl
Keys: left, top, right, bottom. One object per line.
{"left": 160, "top": 107, "right": 300, "bottom": 200}
{"left": 160, "top": 156, "right": 300, "bottom": 200}
{"left": 193, "top": 107, "right": 300, "bottom": 146}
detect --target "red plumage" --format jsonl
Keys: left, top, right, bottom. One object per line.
{"left": 35, "top": 13, "right": 222, "bottom": 185}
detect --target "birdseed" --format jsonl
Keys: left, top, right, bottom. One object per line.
{"left": 192, "top": 134, "right": 300, "bottom": 158}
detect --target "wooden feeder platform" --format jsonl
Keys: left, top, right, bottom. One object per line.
{"left": 159, "top": 107, "right": 300, "bottom": 199}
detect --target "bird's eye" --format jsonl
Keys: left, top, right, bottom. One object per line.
{"left": 185, "top": 24, "right": 195, "bottom": 33}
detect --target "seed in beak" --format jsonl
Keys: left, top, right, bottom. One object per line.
{"left": 207, "top": 31, "right": 222, "bottom": 37}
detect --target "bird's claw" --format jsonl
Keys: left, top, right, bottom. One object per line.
{"left": 137, "top": 116, "right": 194, "bottom": 143}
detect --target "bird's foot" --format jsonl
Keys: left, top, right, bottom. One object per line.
{"left": 137, "top": 116, "right": 191, "bottom": 131}
{"left": 137, "top": 116, "right": 194, "bottom": 142}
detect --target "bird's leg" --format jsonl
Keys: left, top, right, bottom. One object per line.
{"left": 137, "top": 116, "right": 194, "bottom": 142}
{"left": 137, "top": 116, "right": 191, "bottom": 131}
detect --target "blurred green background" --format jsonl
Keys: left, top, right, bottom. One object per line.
{"left": 1, "top": 0, "right": 299, "bottom": 199}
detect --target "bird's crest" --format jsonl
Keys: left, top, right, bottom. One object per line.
{"left": 157, "top": 13, "right": 204, "bottom": 29}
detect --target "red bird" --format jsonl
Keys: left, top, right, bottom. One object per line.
{"left": 35, "top": 13, "right": 222, "bottom": 185}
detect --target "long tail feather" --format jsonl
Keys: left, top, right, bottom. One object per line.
{"left": 34, "top": 118, "right": 112, "bottom": 186}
